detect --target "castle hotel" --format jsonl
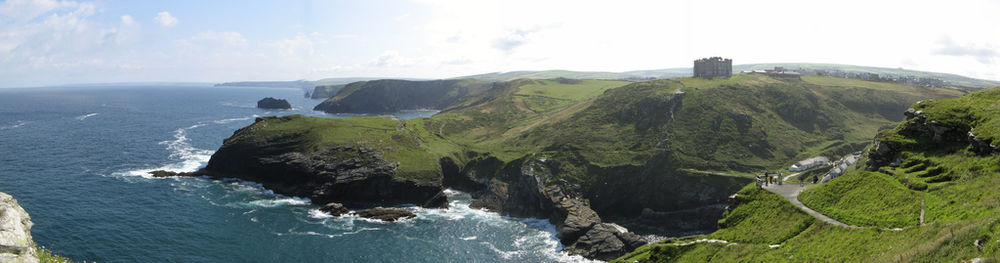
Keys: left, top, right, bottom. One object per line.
{"left": 693, "top": 57, "right": 732, "bottom": 78}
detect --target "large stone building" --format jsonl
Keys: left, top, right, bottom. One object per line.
{"left": 693, "top": 57, "right": 732, "bottom": 78}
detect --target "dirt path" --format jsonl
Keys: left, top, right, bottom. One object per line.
{"left": 762, "top": 183, "right": 860, "bottom": 228}
{"left": 920, "top": 199, "right": 926, "bottom": 226}
{"left": 783, "top": 172, "right": 802, "bottom": 182}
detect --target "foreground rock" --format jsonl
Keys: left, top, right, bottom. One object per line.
{"left": 320, "top": 203, "right": 349, "bottom": 216}
{"left": 0, "top": 192, "right": 38, "bottom": 263}
{"left": 256, "top": 97, "right": 292, "bottom": 109}
{"left": 356, "top": 207, "right": 416, "bottom": 221}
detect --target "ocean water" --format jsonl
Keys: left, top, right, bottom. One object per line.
{"left": 0, "top": 86, "right": 595, "bottom": 262}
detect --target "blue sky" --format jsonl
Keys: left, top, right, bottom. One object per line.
{"left": 1, "top": 0, "right": 999, "bottom": 87}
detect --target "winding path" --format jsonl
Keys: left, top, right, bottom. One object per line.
{"left": 762, "top": 183, "right": 860, "bottom": 228}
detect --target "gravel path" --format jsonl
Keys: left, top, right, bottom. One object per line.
{"left": 762, "top": 183, "right": 860, "bottom": 228}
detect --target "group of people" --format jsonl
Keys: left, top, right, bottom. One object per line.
{"left": 756, "top": 172, "right": 821, "bottom": 187}
{"left": 756, "top": 172, "right": 782, "bottom": 187}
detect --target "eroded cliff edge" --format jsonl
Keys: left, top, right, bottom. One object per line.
{"left": 0, "top": 192, "right": 38, "bottom": 263}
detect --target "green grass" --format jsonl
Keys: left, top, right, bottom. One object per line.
{"left": 514, "top": 79, "right": 629, "bottom": 101}
{"left": 232, "top": 115, "right": 456, "bottom": 183}
{"left": 711, "top": 184, "right": 815, "bottom": 243}
{"left": 799, "top": 171, "right": 922, "bottom": 227}
{"left": 618, "top": 86, "right": 1000, "bottom": 262}
{"left": 37, "top": 246, "right": 72, "bottom": 263}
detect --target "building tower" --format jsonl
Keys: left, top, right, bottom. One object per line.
{"left": 693, "top": 57, "right": 732, "bottom": 78}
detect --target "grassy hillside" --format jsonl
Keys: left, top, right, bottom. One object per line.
{"left": 617, "top": 86, "right": 1000, "bottom": 262}
{"left": 455, "top": 64, "right": 1000, "bottom": 89}
{"left": 512, "top": 74, "right": 961, "bottom": 174}
{"left": 314, "top": 79, "right": 492, "bottom": 113}
{"left": 737, "top": 63, "right": 1000, "bottom": 89}
{"left": 226, "top": 115, "right": 460, "bottom": 183}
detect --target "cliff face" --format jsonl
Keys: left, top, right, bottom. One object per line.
{"left": 313, "top": 79, "right": 492, "bottom": 113}
{"left": 0, "top": 192, "right": 38, "bottom": 263}
{"left": 310, "top": 84, "right": 344, "bottom": 99}
{"left": 189, "top": 116, "right": 447, "bottom": 208}
{"left": 458, "top": 157, "right": 647, "bottom": 261}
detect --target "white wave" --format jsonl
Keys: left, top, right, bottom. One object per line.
{"left": 76, "top": 112, "right": 99, "bottom": 120}
{"left": 213, "top": 115, "right": 258, "bottom": 124}
{"left": 0, "top": 120, "right": 26, "bottom": 130}
{"left": 247, "top": 196, "right": 312, "bottom": 208}
{"left": 114, "top": 121, "right": 214, "bottom": 179}
{"left": 308, "top": 209, "right": 334, "bottom": 219}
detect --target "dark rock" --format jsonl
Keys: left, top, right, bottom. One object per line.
{"left": 563, "top": 223, "right": 646, "bottom": 261}
{"left": 465, "top": 157, "right": 646, "bottom": 260}
{"left": 149, "top": 170, "right": 181, "bottom": 178}
{"left": 356, "top": 207, "right": 416, "bottom": 221}
{"left": 320, "top": 202, "right": 349, "bottom": 216}
{"left": 256, "top": 97, "right": 292, "bottom": 109}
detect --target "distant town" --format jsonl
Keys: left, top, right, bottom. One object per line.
{"left": 694, "top": 57, "right": 951, "bottom": 88}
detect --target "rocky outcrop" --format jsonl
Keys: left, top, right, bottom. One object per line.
{"left": 868, "top": 106, "right": 998, "bottom": 170}
{"left": 0, "top": 192, "right": 38, "bottom": 263}
{"left": 320, "top": 203, "right": 349, "bottom": 216}
{"left": 186, "top": 117, "right": 447, "bottom": 209}
{"left": 256, "top": 97, "right": 291, "bottom": 109}
{"left": 465, "top": 158, "right": 646, "bottom": 261}
{"left": 356, "top": 208, "right": 416, "bottom": 221}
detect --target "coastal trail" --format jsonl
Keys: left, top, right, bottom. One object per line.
{"left": 762, "top": 183, "right": 860, "bottom": 228}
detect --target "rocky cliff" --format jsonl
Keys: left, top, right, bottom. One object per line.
{"left": 458, "top": 157, "right": 647, "bottom": 261}
{"left": 183, "top": 116, "right": 447, "bottom": 209}
{"left": 313, "top": 79, "right": 492, "bottom": 113}
{"left": 0, "top": 192, "right": 38, "bottom": 263}
{"left": 310, "top": 84, "right": 344, "bottom": 99}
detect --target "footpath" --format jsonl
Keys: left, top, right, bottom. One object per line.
{"left": 761, "top": 183, "right": 860, "bottom": 228}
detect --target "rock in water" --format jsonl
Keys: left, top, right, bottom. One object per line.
{"left": 320, "top": 203, "right": 349, "bottom": 216}
{"left": 356, "top": 208, "right": 416, "bottom": 221}
{"left": 256, "top": 97, "right": 292, "bottom": 109}
{"left": 0, "top": 192, "right": 38, "bottom": 263}
{"left": 148, "top": 170, "right": 179, "bottom": 178}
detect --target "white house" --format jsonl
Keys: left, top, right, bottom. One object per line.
{"left": 789, "top": 156, "right": 831, "bottom": 171}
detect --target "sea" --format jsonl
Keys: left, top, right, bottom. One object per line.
{"left": 0, "top": 85, "right": 597, "bottom": 263}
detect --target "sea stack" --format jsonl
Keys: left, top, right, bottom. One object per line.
{"left": 257, "top": 97, "right": 292, "bottom": 109}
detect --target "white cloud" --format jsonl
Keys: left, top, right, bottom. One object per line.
{"left": 270, "top": 34, "right": 314, "bottom": 57}
{"left": 371, "top": 50, "right": 414, "bottom": 67}
{"left": 0, "top": 0, "right": 80, "bottom": 23}
{"left": 120, "top": 15, "right": 134, "bottom": 25}
{"left": 153, "top": 11, "right": 177, "bottom": 27}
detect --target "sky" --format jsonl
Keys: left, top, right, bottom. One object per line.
{"left": 1, "top": 0, "right": 998, "bottom": 87}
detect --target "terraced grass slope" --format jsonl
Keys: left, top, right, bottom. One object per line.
{"left": 617, "top": 86, "right": 1000, "bottom": 262}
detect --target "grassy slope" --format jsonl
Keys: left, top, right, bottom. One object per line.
{"left": 799, "top": 171, "right": 922, "bottom": 227}
{"left": 617, "top": 87, "right": 1000, "bottom": 262}
{"left": 232, "top": 116, "right": 457, "bottom": 184}
{"left": 516, "top": 74, "right": 961, "bottom": 176}
{"left": 264, "top": 75, "right": 962, "bottom": 187}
